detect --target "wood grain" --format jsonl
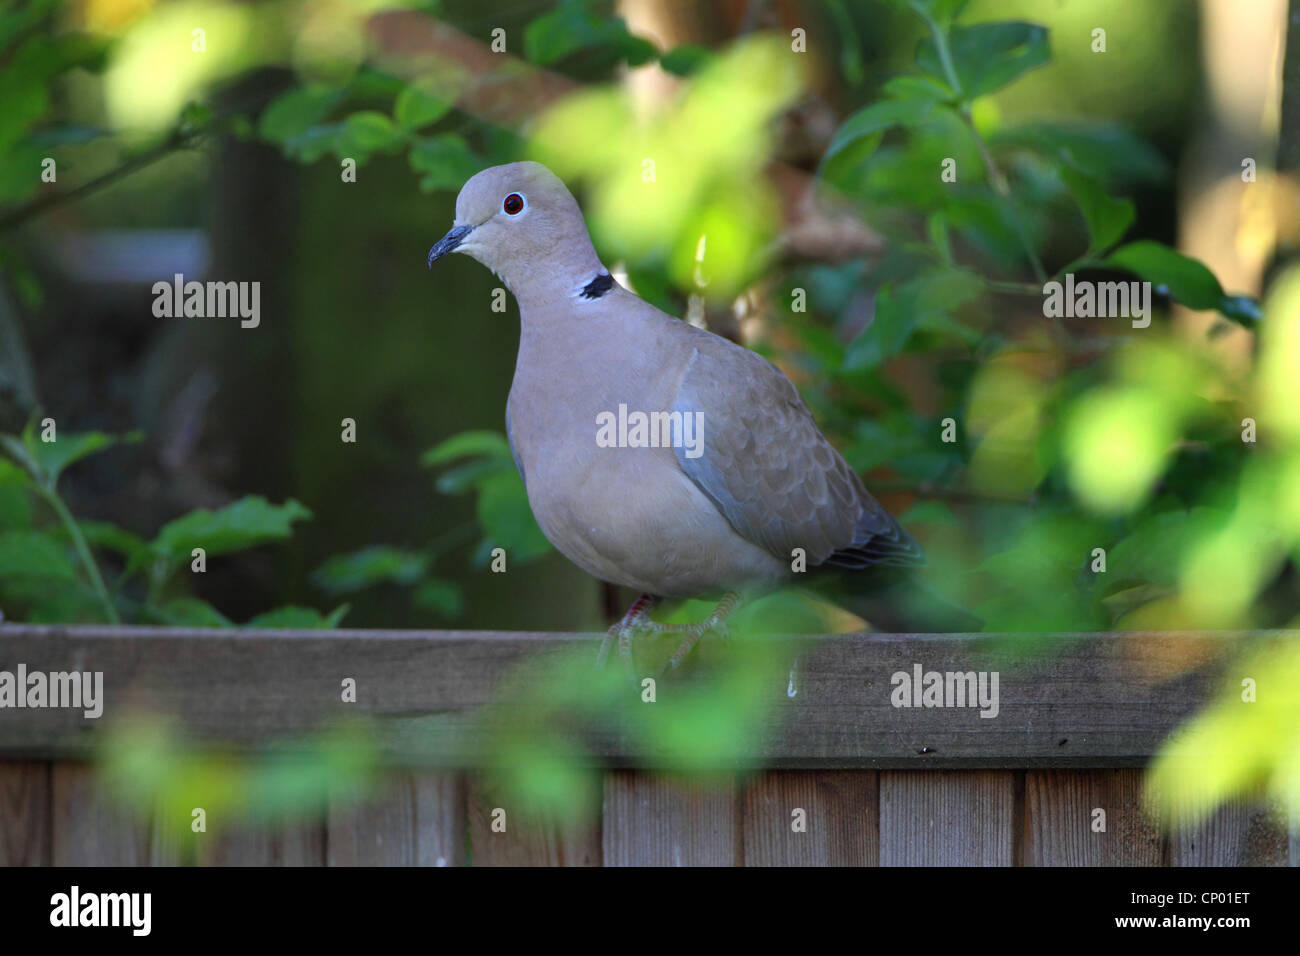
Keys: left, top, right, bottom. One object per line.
{"left": 201, "top": 818, "right": 326, "bottom": 866}
{"left": 1167, "top": 798, "right": 1291, "bottom": 866}
{"left": 602, "top": 770, "right": 736, "bottom": 866}
{"left": 50, "top": 763, "right": 156, "bottom": 866}
{"left": 879, "top": 770, "right": 1015, "bottom": 866}
{"left": 741, "top": 770, "right": 878, "bottom": 865}
{"left": 466, "top": 774, "right": 600, "bottom": 866}
{"left": 0, "top": 760, "right": 50, "bottom": 865}
{"left": 326, "top": 771, "right": 465, "bottom": 866}
{"left": 0, "top": 626, "right": 1271, "bottom": 768}
{"left": 1024, "top": 770, "right": 1161, "bottom": 866}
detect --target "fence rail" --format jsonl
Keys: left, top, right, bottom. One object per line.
{"left": 0, "top": 625, "right": 1295, "bottom": 865}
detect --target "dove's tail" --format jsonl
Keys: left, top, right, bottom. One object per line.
{"left": 813, "top": 568, "right": 983, "bottom": 633}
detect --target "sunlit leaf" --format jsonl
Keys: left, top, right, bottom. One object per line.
{"left": 1064, "top": 386, "right": 1177, "bottom": 515}
{"left": 917, "top": 22, "right": 1049, "bottom": 100}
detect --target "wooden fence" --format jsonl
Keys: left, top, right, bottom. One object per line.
{"left": 0, "top": 625, "right": 1294, "bottom": 866}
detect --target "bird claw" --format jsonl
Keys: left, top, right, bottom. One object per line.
{"left": 602, "top": 592, "right": 741, "bottom": 675}
{"left": 661, "top": 616, "right": 731, "bottom": 673}
{"left": 597, "top": 593, "right": 661, "bottom": 678}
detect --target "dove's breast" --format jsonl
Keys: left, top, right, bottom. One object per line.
{"left": 504, "top": 306, "right": 785, "bottom": 597}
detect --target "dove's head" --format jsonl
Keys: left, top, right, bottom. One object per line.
{"left": 427, "top": 161, "right": 606, "bottom": 302}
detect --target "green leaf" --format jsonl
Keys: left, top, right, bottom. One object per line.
{"left": 311, "top": 546, "right": 429, "bottom": 595}
{"left": 990, "top": 121, "right": 1168, "bottom": 185}
{"left": 435, "top": 457, "right": 511, "bottom": 494}
{"left": 898, "top": 0, "right": 971, "bottom": 23}
{"left": 882, "top": 74, "right": 954, "bottom": 103}
{"left": 421, "top": 430, "right": 512, "bottom": 467}
{"left": 67, "top": 520, "right": 149, "bottom": 563}
{"left": 823, "top": 0, "right": 865, "bottom": 85}
{"left": 0, "top": 458, "right": 31, "bottom": 488}
{"left": 1104, "top": 241, "right": 1224, "bottom": 311}
{"left": 845, "top": 287, "right": 919, "bottom": 371}
{"left": 844, "top": 269, "right": 984, "bottom": 370}
{"left": 476, "top": 471, "right": 551, "bottom": 562}
{"left": 409, "top": 134, "right": 482, "bottom": 193}
{"left": 259, "top": 85, "right": 343, "bottom": 143}
{"left": 151, "top": 496, "right": 312, "bottom": 561}
{"left": 338, "top": 111, "right": 406, "bottom": 158}
{"left": 25, "top": 429, "right": 142, "bottom": 489}
{"left": 394, "top": 85, "right": 451, "bottom": 132}
{"left": 523, "top": 0, "right": 657, "bottom": 68}
{"left": 147, "top": 597, "right": 234, "bottom": 628}
{"left": 337, "top": 116, "right": 396, "bottom": 160}
{"left": 659, "top": 44, "right": 714, "bottom": 76}
{"left": 245, "top": 604, "right": 349, "bottom": 629}
{"left": 918, "top": 22, "right": 1049, "bottom": 100}
{"left": 179, "top": 101, "right": 215, "bottom": 132}
{"left": 1107, "top": 508, "right": 1227, "bottom": 590}
{"left": 0, "top": 485, "right": 31, "bottom": 529}
{"left": 1060, "top": 165, "right": 1134, "bottom": 256}
{"left": 1219, "top": 295, "right": 1262, "bottom": 327}
{"left": 412, "top": 578, "right": 463, "bottom": 618}
{"left": 283, "top": 124, "right": 341, "bottom": 163}
{"left": 823, "top": 98, "right": 936, "bottom": 165}
{"left": 900, "top": 500, "right": 960, "bottom": 526}
{"left": 0, "top": 530, "right": 76, "bottom": 579}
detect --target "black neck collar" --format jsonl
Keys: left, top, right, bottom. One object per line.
{"left": 579, "top": 272, "right": 615, "bottom": 300}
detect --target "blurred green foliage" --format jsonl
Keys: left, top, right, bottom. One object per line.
{"left": 0, "top": 0, "right": 1293, "bottom": 839}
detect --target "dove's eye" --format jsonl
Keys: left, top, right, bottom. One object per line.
{"left": 503, "top": 193, "right": 525, "bottom": 215}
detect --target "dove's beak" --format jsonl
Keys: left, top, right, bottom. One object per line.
{"left": 427, "top": 225, "right": 473, "bottom": 268}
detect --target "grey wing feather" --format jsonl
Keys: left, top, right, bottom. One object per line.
{"left": 671, "top": 342, "right": 922, "bottom": 569}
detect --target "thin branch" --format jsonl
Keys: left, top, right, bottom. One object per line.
{"left": 0, "top": 128, "right": 197, "bottom": 233}
{"left": 869, "top": 480, "right": 1035, "bottom": 506}
{"left": 961, "top": 109, "right": 1049, "bottom": 285}
{"left": 36, "top": 484, "right": 121, "bottom": 624}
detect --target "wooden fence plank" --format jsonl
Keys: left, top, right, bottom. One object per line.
{"left": 50, "top": 763, "right": 156, "bottom": 866}
{"left": 741, "top": 770, "right": 878, "bottom": 866}
{"left": 466, "top": 776, "right": 600, "bottom": 866}
{"left": 326, "top": 771, "right": 465, "bottom": 866}
{"left": 201, "top": 819, "right": 326, "bottom": 866}
{"left": 602, "top": 771, "right": 735, "bottom": 866}
{"left": 0, "top": 626, "right": 1278, "bottom": 768}
{"left": 1168, "top": 799, "right": 1290, "bottom": 866}
{"left": 0, "top": 760, "right": 50, "bottom": 865}
{"left": 879, "top": 770, "right": 1015, "bottom": 866}
{"left": 1024, "top": 770, "right": 1161, "bottom": 866}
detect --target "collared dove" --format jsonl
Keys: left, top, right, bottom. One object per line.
{"left": 429, "top": 161, "right": 975, "bottom": 669}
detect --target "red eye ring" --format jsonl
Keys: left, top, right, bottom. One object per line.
{"left": 503, "top": 193, "right": 524, "bottom": 215}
